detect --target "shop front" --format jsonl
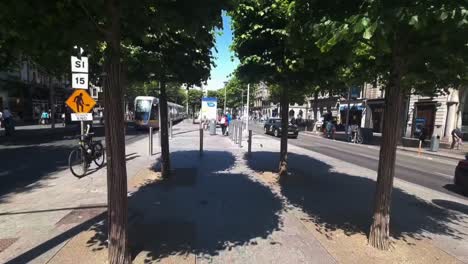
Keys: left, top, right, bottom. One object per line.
{"left": 411, "top": 102, "right": 436, "bottom": 138}
{"left": 365, "top": 99, "right": 385, "bottom": 133}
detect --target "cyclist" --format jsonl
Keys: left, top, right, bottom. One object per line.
{"left": 451, "top": 127, "right": 463, "bottom": 150}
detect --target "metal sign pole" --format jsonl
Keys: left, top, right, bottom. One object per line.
{"left": 149, "top": 127, "right": 153, "bottom": 156}
{"left": 199, "top": 128, "right": 203, "bottom": 155}
{"left": 248, "top": 130, "right": 252, "bottom": 154}
{"left": 80, "top": 121, "right": 84, "bottom": 141}
{"left": 246, "top": 83, "right": 250, "bottom": 133}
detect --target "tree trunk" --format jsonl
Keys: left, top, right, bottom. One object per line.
{"left": 313, "top": 92, "right": 318, "bottom": 122}
{"left": 104, "top": 0, "right": 131, "bottom": 262}
{"left": 159, "top": 80, "right": 171, "bottom": 178}
{"left": 368, "top": 49, "right": 404, "bottom": 250}
{"left": 278, "top": 86, "right": 289, "bottom": 178}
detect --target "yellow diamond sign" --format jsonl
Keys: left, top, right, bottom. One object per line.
{"left": 65, "top": 89, "right": 96, "bottom": 113}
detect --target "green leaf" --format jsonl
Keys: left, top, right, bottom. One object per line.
{"left": 409, "top": 15, "right": 419, "bottom": 26}
{"left": 363, "top": 22, "right": 377, "bottom": 40}
{"left": 440, "top": 12, "right": 448, "bottom": 21}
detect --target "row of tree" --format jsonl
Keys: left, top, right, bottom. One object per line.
{"left": 1, "top": 0, "right": 230, "bottom": 262}
{"left": 207, "top": 76, "right": 257, "bottom": 112}
{"left": 230, "top": 0, "right": 467, "bottom": 250}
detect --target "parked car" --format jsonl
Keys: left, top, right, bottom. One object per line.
{"left": 264, "top": 118, "right": 299, "bottom": 139}
{"left": 454, "top": 155, "right": 468, "bottom": 195}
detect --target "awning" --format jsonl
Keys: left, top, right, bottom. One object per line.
{"left": 339, "top": 103, "right": 365, "bottom": 111}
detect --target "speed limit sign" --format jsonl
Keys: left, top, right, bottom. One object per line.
{"left": 72, "top": 73, "right": 88, "bottom": 89}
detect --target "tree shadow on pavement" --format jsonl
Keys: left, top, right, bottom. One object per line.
{"left": 245, "top": 151, "right": 467, "bottom": 243}
{"left": 0, "top": 148, "right": 140, "bottom": 204}
{"left": 432, "top": 199, "right": 468, "bottom": 216}
{"left": 86, "top": 150, "right": 284, "bottom": 262}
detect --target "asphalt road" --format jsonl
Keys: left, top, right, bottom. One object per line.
{"left": 250, "top": 122, "right": 467, "bottom": 201}
{"left": 0, "top": 124, "right": 149, "bottom": 197}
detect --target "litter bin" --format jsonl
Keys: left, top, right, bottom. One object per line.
{"left": 209, "top": 119, "right": 217, "bottom": 135}
{"left": 430, "top": 135, "right": 440, "bottom": 152}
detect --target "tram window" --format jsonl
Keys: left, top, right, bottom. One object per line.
{"left": 136, "top": 100, "right": 152, "bottom": 113}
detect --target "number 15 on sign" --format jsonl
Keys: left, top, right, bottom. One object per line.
{"left": 72, "top": 73, "right": 88, "bottom": 89}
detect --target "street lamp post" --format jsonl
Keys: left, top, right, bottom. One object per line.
{"left": 241, "top": 89, "right": 244, "bottom": 118}
{"left": 186, "top": 86, "right": 189, "bottom": 116}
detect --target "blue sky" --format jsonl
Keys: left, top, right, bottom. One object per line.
{"left": 205, "top": 13, "right": 239, "bottom": 90}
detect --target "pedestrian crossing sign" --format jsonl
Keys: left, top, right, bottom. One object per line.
{"left": 65, "top": 89, "right": 96, "bottom": 113}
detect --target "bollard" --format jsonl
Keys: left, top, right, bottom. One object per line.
{"left": 199, "top": 128, "right": 203, "bottom": 155}
{"left": 234, "top": 122, "right": 238, "bottom": 143}
{"left": 149, "top": 127, "right": 153, "bottom": 156}
{"left": 248, "top": 130, "right": 252, "bottom": 154}
{"left": 231, "top": 122, "right": 235, "bottom": 141}
{"left": 169, "top": 120, "right": 173, "bottom": 139}
{"left": 238, "top": 122, "right": 243, "bottom": 147}
{"left": 232, "top": 122, "right": 236, "bottom": 142}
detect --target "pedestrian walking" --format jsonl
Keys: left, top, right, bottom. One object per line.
{"left": 220, "top": 114, "right": 227, "bottom": 135}
{"left": 41, "top": 110, "right": 48, "bottom": 125}
{"left": 2, "top": 107, "right": 14, "bottom": 136}
{"left": 61, "top": 113, "right": 66, "bottom": 126}
{"left": 451, "top": 127, "right": 463, "bottom": 150}
{"left": 418, "top": 127, "right": 427, "bottom": 155}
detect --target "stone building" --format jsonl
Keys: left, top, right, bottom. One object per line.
{"left": 252, "top": 82, "right": 309, "bottom": 119}
{"left": 0, "top": 59, "right": 69, "bottom": 123}
{"left": 405, "top": 88, "right": 467, "bottom": 141}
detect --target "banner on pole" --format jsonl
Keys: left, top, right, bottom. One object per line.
{"left": 201, "top": 97, "right": 217, "bottom": 120}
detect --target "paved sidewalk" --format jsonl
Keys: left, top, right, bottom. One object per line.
{"left": 4, "top": 122, "right": 468, "bottom": 263}
{"left": 241, "top": 130, "right": 468, "bottom": 263}
{"left": 45, "top": 122, "right": 336, "bottom": 264}
{"left": 0, "top": 128, "right": 153, "bottom": 263}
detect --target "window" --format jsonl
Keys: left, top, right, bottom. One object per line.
{"left": 135, "top": 100, "right": 152, "bottom": 112}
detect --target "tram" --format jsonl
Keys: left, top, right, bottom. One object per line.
{"left": 134, "top": 96, "right": 185, "bottom": 129}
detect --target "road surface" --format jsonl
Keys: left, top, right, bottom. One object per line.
{"left": 250, "top": 122, "right": 466, "bottom": 201}
{"left": 0, "top": 123, "right": 149, "bottom": 197}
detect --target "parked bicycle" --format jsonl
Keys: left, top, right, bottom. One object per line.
{"left": 347, "top": 126, "right": 363, "bottom": 144}
{"left": 68, "top": 124, "right": 105, "bottom": 177}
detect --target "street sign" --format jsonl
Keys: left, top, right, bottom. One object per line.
{"left": 66, "top": 89, "right": 96, "bottom": 113}
{"left": 72, "top": 73, "right": 89, "bottom": 89}
{"left": 71, "top": 113, "right": 93, "bottom": 121}
{"left": 71, "top": 56, "right": 88, "bottom": 73}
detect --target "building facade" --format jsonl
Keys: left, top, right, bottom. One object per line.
{"left": 405, "top": 88, "right": 467, "bottom": 141}
{"left": 252, "top": 82, "right": 309, "bottom": 119}
{"left": 252, "top": 80, "right": 467, "bottom": 141}
{"left": 0, "top": 60, "right": 70, "bottom": 123}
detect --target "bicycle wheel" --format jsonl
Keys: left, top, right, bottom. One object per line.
{"left": 93, "top": 142, "right": 105, "bottom": 167}
{"left": 356, "top": 135, "right": 363, "bottom": 144}
{"left": 69, "top": 148, "right": 87, "bottom": 178}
